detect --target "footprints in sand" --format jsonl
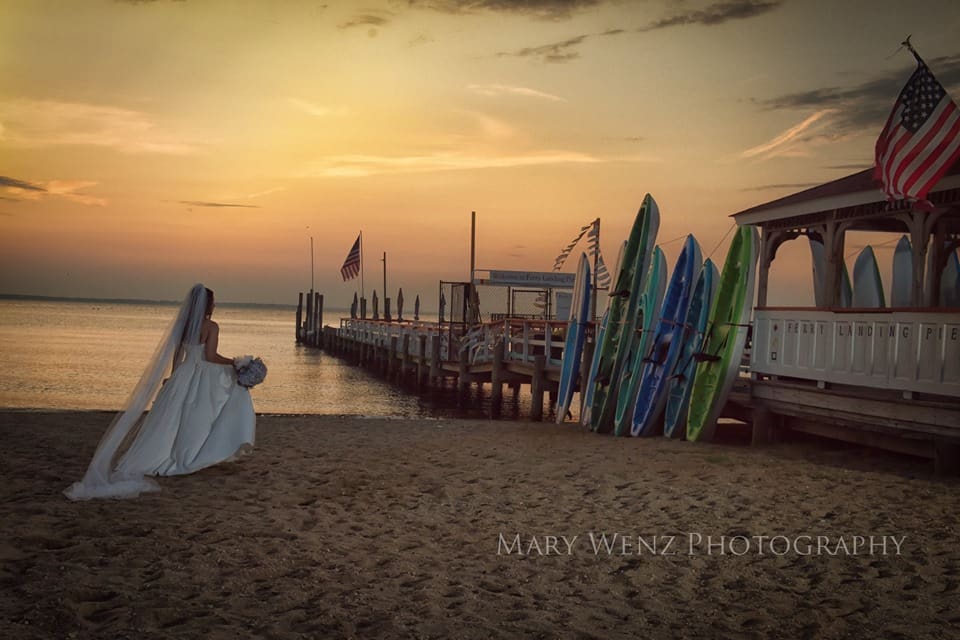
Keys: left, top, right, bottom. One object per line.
{"left": 4, "top": 415, "right": 960, "bottom": 638}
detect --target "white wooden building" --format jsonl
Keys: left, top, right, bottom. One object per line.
{"left": 733, "top": 160, "right": 960, "bottom": 472}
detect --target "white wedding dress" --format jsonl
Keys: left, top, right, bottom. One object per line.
{"left": 65, "top": 284, "right": 256, "bottom": 501}
{"left": 114, "top": 344, "right": 255, "bottom": 477}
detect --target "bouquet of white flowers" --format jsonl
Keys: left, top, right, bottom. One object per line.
{"left": 234, "top": 355, "right": 267, "bottom": 388}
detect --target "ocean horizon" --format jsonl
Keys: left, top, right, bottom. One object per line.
{"left": 0, "top": 298, "right": 540, "bottom": 419}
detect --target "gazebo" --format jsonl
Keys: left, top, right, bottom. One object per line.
{"left": 732, "top": 160, "right": 960, "bottom": 472}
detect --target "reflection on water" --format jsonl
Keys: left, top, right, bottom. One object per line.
{"left": 0, "top": 299, "right": 562, "bottom": 421}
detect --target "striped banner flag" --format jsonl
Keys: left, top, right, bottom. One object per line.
{"left": 340, "top": 234, "right": 361, "bottom": 281}
{"left": 553, "top": 220, "right": 593, "bottom": 271}
{"left": 874, "top": 49, "right": 960, "bottom": 209}
{"left": 585, "top": 219, "right": 610, "bottom": 288}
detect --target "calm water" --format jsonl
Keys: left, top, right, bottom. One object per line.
{"left": 0, "top": 299, "right": 544, "bottom": 419}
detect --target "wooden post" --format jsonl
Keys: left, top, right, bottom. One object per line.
{"left": 389, "top": 336, "right": 398, "bottom": 378}
{"left": 491, "top": 339, "right": 505, "bottom": 409}
{"left": 579, "top": 334, "right": 595, "bottom": 417}
{"left": 934, "top": 441, "right": 960, "bottom": 476}
{"left": 295, "top": 293, "right": 304, "bottom": 342}
{"left": 751, "top": 405, "right": 777, "bottom": 445}
{"left": 401, "top": 334, "right": 411, "bottom": 382}
{"left": 531, "top": 354, "right": 546, "bottom": 421}
{"left": 305, "top": 292, "right": 313, "bottom": 345}
{"left": 430, "top": 334, "right": 441, "bottom": 387}
{"left": 458, "top": 346, "right": 470, "bottom": 395}
{"left": 314, "top": 293, "right": 323, "bottom": 346}
{"left": 417, "top": 335, "right": 427, "bottom": 390}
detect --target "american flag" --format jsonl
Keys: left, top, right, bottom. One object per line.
{"left": 340, "top": 234, "right": 361, "bottom": 281}
{"left": 874, "top": 56, "right": 960, "bottom": 208}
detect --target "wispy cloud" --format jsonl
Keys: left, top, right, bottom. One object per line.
{"left": 407, "top": 0, "right": 602, "bottom": 20}
{"left": 46, "top": 181, "right": 108, "bottom": 206}
{"left": 0, "top": 99, "right": 202, "bottom": 155}
{"left": 179, "top": 200, "right": 260, "bottom": 208}
{"left": 757, "top": 54, "right": 960, "bottom": 137}
{"left": 245, "top": 186, "right": 286, "bottom": 199}
{"left": 638, "top": 0, "right": 782, "bottom": 32}
{"left": 0, "top": 175, "right": 105, "bottom": 206}
{"left": 339, "top": 14, "right": 390, "bottom": 34}
{"left": 496, "top": 27, "right": 626, "bottom": 63}
{"left": 0, "top": 176, "right": 46, "bottom": 192}
{"left": 498, "top": 34, "right": 590, "bottom": 63}
{"left": 287, "top": 98, "right": 348, "bottom": 118}
{"left": 467, "top": 83, "right": 566, "bottom": 102}
{"left": 303, "top": 151, "right": 602, "bottom": 178}
{"left": 464, "top": 111, "right": 516, "bottom": 139}
{"left": 743, "top": 182, "right": 822, "bottom": 191}
{"left": 739, "top": 109, "right": 835, "bottom": 160}
{"left": 409, "top": 34, "right": 434, "bottom": 47}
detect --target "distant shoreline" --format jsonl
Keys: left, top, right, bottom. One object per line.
{"left": 0, "top": 293, "right": 298, "bottom": 310}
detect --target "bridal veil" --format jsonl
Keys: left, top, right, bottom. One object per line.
{"left": 64, "top": 284, "right": 208, "bottom": 500}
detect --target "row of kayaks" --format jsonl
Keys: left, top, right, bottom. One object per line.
{"left": 554, "top": 194, "right": 759, "bottom": 441}
{"left": 813, "top": 235, "right": 960, "bottom": 308}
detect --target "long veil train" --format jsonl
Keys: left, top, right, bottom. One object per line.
{"left": 65, "top": 284, "right": 210, "bottom": 500}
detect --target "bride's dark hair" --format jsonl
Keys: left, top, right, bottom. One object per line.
{"left": 205, "top": 288, "right": 215, "bottom": 317}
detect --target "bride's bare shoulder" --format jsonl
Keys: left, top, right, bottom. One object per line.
{"left": 200, "top": 318, "right": 220, "bottom": 342}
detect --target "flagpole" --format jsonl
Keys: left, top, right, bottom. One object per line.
{"left": 901, "top": 35, "right": 923, "bottom": 64}
{"left": 591, "top": 219, "right": 599, "bottom": 320}
{"left": 360, "top": 230, "right": 365, "bottom": 301}
{"left": 310, "top": 236, "right": 315, "bottom": 293}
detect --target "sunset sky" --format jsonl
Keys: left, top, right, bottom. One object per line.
{"left": 2, "top": 0, "right": 959, "bottom": 308}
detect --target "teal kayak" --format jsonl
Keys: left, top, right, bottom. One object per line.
{"left": 580, "top": 241, "right": 625, "bottom": 427}
{"left": 611, "top": 246, "right": 666, "bottom": 436}
{"left": 555, "top": 253, "right": 591, "bottom": 423}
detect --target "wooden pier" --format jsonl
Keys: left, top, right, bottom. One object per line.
{"left": 320, "top": 317, "right": 596, "bottom": 420}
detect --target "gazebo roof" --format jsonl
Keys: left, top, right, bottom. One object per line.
{"left": 732, "top": 158, "right": 960, "bottom": 227}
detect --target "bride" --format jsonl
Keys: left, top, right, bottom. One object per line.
{"left": 65, "top": 284, "right": 256, "bottom": 500}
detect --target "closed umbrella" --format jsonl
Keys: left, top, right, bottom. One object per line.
{"left": 397, "top": 288, "right": 404, "bottom": 321}
{"left": 414, "top": 294, "right": 420, "bottom": 321}
{"left": 372, "top": 290, "right": 379, "bottom": 320}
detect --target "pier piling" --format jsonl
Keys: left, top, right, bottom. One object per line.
{"left": 531, "top": 354, "right": 546, "bottom": 421}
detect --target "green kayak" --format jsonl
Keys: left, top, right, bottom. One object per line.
{"left": 686, "top": 225, "right": 759, "bottom": 442}
{"left": 589, "top": 195, "right": 660, "bottom": 433}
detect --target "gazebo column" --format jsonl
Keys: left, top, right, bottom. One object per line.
{"left": 823, "top": 217, "right": 846, "bottom": 308}
{"left": 899, "top": 210, "right": 943, "bottom": 307}
{"left": 756, "top": 226, "right": 772, "bottom": 307}
{"left": 926, "top": 224, "right": 946, "bottom": 307}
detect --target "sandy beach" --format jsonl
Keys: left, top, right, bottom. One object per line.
{"left": 2, "top": 410, "right": 959, "bottom": 639}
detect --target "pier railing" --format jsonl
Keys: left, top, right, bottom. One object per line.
{"left": 337, "top": 317, "right": 578, "bottom": 369}
{"left": 752, "top": 308, "right": 960, "bottom": 398}
{"left": 338, "top": 318, "right": 466, "bottom": 362}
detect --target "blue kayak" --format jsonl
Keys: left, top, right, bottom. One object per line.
{"left": 663, "top": 258, "right": 718, "bottom": 439}
{"left": 630, "top": 235, "right": 703, "bottom": 436}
